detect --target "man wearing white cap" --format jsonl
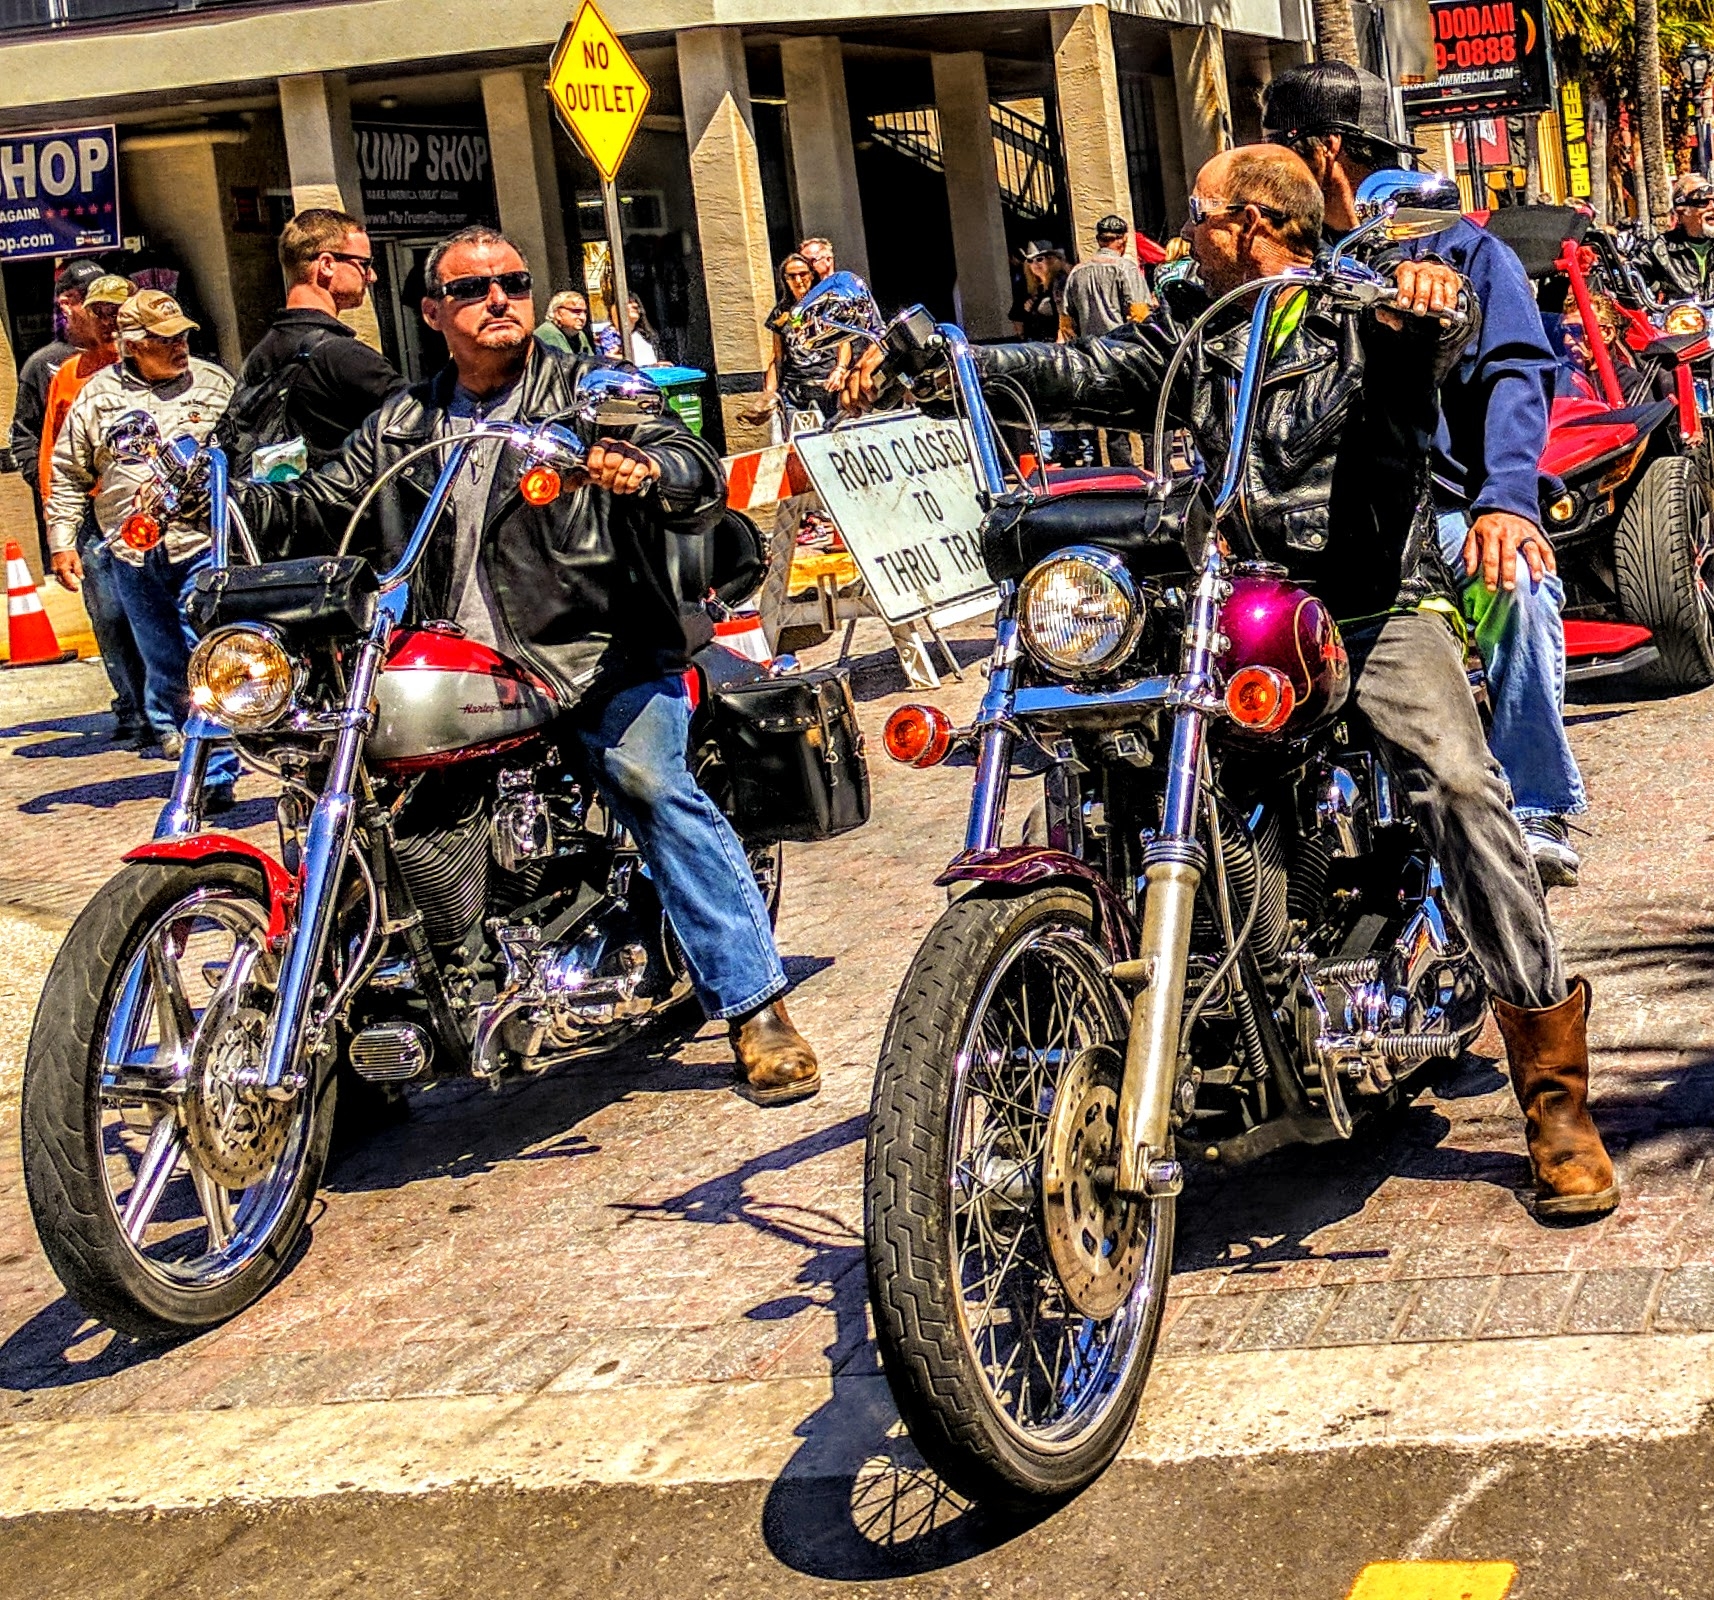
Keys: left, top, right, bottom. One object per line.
{"left": 47, "top": 290, "right": 241, "bottom": 806}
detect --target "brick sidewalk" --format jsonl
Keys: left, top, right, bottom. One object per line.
{"left": 1, "top": 637, "right": 1712, "bottom": 1436}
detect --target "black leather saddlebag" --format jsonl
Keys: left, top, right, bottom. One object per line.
{"left": 186, "top": 556, "right": 379, "bottom": 640}
{"left": 712, "top": 668, "right": 870, "bottom": 846}
{"left": 980, "top": 478, "right": 1206, "bottom": 584}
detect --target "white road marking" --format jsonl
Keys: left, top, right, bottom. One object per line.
{"left": 1404, "top": 1459, "right": 1515, "bottom": 1560}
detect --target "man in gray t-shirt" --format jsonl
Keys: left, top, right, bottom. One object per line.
{"left": 1062, "top": 214, "right": 1153, "bottom": 465}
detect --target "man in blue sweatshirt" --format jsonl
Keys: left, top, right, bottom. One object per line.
{"left": 1262, "top": 64, "right": 1583, "bottom": 888}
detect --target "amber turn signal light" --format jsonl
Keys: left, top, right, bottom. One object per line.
{"left": 1224, "top": 665, "right": 1295, "bottom": 732}
{"left": 519, "top": 464, "right": 562, "bottom": 506}
{"left": 883, "top": 703, "right": 954, "bottom": 767}
{"left": 119, "top": 512, "right": 162, "bottom": 551}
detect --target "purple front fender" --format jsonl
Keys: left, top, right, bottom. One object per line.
{"left": 935, "top": 846, "right": 1139, "bottom": 961}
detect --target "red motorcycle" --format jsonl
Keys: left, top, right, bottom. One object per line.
{"left": 1481, "top": 204, "right": 1714, "bottom": 690}
{"left": 20, "top": 368, "right": 869, "bottom": 1338}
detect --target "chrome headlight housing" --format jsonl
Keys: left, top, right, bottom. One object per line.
{"left": 1016, "top": 546, "right": 1147, "bottom": 678}
{"left": 1665, "top": 302, "right": 1708, "bottom": 336}
{"left": 187, "top": 625, "right": 296, "bottom": 731}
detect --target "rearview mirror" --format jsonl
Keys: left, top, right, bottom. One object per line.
{"left": 1354, "top": 169, "right": 1461, "bottom": 240}
{"left": 103, "top": 409, "right": 163, "bottom": 460}
{"left": 573, "top": 366, "right": 665, "bottom": 433}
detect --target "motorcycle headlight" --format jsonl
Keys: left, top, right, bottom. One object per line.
{"left": 1016, "top": 546, "right": 1147, "bottom": 677}
{"left": 1665, "top": 303, "right": 1708, "bottom": 336}
{"left": 187, "top": 626, "right": 295, "bottom": 731}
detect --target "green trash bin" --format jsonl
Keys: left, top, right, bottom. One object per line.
{"left": 645, "top": 365, "right": 706, "bottom": 436}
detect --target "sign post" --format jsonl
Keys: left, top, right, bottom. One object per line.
{"left": 546, "top": 0, "right": 650, "bottom": 365}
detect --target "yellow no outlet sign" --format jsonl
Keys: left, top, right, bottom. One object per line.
{"left": 546, "top": 0, "right": 651, "bottom": 182}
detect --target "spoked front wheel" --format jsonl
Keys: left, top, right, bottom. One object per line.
{"left": 865, "top": 888, "right": 1174, "bottom": 1504}
{"left": 21, "top": 860, "right": 336, "bottom": 1338}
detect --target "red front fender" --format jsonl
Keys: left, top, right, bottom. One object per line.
{"left": 936, "top": 846, "right": 1138, "bottom": 961}
{"left": 123, "top": 834, "right": 299, "bottom": 944}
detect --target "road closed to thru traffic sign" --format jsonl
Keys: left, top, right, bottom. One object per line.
{"left": 793, "top": 411, "right": 998, "bottom": 626}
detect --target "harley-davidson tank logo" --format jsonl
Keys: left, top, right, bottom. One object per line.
{"left": 463, "top": 703, "right": 506, "bottom": 715}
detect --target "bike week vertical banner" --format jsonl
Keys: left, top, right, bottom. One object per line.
{"left": 0, "top": 126, "right": 121, "bottom": 261}
{"left": 1401, "top": 0, "right": 1554, "bottom": 122}
{"left": 1559, "top": 81, "right": 1593, "bottom": 201}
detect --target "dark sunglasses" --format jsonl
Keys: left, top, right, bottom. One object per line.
{"left": 440, "top": 270, "right": 533, "bottom": 302}
{"left": 326, "top": 250, "right": 377, "bottom": 275}
{"left": 1187, "top": 194, "right": 1290, "bottom": 225}
{"left": 1678, "top": 197, "right": 1713, "bottom": 210}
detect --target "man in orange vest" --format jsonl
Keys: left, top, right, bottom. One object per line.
{"left": 38, "top": 271, "right": 149, "bottom": 746}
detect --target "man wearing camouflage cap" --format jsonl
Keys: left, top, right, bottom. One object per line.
{"left": 47, "top": 290, "right": 241, "bottom": 806}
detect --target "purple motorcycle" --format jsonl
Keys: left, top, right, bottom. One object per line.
{"left": 862, "top": 184, "right": 1488, "bottom": 1504}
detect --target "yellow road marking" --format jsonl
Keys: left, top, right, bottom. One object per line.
{"left": 1347, "top": 1562, "right": 1517, "bottom": 1600}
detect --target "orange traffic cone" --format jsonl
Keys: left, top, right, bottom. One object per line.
{"left": 2, "top": 541, "right": 77, "bottom": 670}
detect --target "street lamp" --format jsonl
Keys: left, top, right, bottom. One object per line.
{"left": 1683, "top": 43, "right": 1713, "bottom": 177}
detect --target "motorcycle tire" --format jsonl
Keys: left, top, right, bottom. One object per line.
{"left": 1613, "top": 454, "right": 1714, "bottom": 692}
{"left": 21, "top": 860, "right": 337, "bottom": 1339}
{"left": 865, "top": 886, "right": 1174, "bottom": 1505}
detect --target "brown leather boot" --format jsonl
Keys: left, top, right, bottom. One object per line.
{"left": 730, "top": 1001, "right": 820, "bottom": 1106}
{"left": 1492, "top": 976, "right": 1620, "bottom": 1219}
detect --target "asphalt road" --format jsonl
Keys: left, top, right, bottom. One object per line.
{"left": 4, "top": 1422, "right": 1712, "bottom": 1599}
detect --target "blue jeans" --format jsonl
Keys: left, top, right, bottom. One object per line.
{"left": 574, "top": 674, "right": 787, "bottom": 1021}
{"left": 76, "top": 518, "right": 146, "bottom": 730}
{"left": 108, "top": 543, "right": 241, "bottom": 787}
{"left": 1437, "top": 510, "right": 1587, "bottom": 819}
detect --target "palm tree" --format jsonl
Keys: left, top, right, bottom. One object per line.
{"left": 1312, "top": 0, "right": 1360, "bottom": 67}
{"left": 1635, "top": 0, "right": 1673, "bottom": 227}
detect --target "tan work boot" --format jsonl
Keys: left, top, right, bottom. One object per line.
{"left": 1492, "top": 976, "right": 1620, "bottom": 1219}
{"left": 730, "top": 1001, "right": 820, "bottom": 1106}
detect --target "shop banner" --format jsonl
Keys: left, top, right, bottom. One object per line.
{"left": 354, "top": 123, "right": 496, "bottom": 235}
{"left": 1402, "top": 0, "right": 1554, "bottom": 122}
{"left": 0, "top": 125, "right": 120, "bottom": 262}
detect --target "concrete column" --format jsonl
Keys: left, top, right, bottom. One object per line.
{"left": 120, "top": 130, "right": 246, "bottom": 372}
{"left": 779, "top": 35, "right": 870, "bottom": 280}
{"left": 1224, "top": 35, "right": 1275, "bottom": 145}
{"left": 480, "top": 66, "right": 572, "bottom": 312}
{"left": 932, "top": 52, "right": 1010, "bottom": 339}
{"left": 1148, "top": 73, "right": 1191, "bottom": 235}
{"left": 1171, "top": 24, "right": 1234, "bottom": 186}
{"left": 1051, "top": 6, "right": 1136, "bottom": 262}
{"left": 677, "top": 26, "right": 779, "bottom": 449}
{"left": 278, "top": 72, "right": 382, "bottom": 351}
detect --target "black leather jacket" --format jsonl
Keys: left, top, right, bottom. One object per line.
{"left": 238, "top": 340, "right": 725, "bottom": 710}
{"left": 1638, "top": 227, "right": 1714, "bottom": 303}
{"left": 977, "top": 278, "right": 1477, "bottom": 621}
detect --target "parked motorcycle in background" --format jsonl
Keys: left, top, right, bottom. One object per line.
{"left": 20, "top": 368, "right": 869, "bottom": 1338}
{"left": 862, "top": 178, "right": 1490, "bottom": 1503}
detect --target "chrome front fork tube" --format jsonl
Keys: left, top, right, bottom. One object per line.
{"left": 964, "top": 603, "right": 1020, "bottom": 853}
{"left": 1114, "top": 556, "right": 1227, "bottom": 1198}
{"left": 154, "top": 726, "right": 214, "bottom": 840}
{"left": 251, "top": 626, "right": 389, "bottom": 1096}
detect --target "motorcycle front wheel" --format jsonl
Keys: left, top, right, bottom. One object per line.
{"left": 865, "top": 887, "right": 1175, "bottom": 1505}
{"left": 21, "top": 859, "right": 336, "bottom": 1338}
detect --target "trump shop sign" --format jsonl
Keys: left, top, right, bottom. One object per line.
{"left": 0, "top": 125, "right": 121, "bottom": 261}
{"left": 1402, "top": 0, "right": 1554, "bottom": 121}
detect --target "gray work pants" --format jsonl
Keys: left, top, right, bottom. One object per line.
{"left": 1344, "top": 609, "right": 1566, "bottom": 1011}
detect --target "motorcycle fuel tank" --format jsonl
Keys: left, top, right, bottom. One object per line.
{"left": 1218, "top": 572, "right": 1351, "bottom": 734}
{"left": 369, "top": 625, "right": 560, "bottom": 767}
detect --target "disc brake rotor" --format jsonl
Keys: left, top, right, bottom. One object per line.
{"left": 1041, "top": 1044, "right": 1149, "bottom": 1320}
{"left": 181, "top": 1001, "right": 294, "bottom": 1189}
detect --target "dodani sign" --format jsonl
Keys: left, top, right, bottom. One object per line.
{"left": 794, "top": 413, "right": 997, "bottom": 625}
{"left": 0, "top": 125, "right": 120, "bottom": 261}
{"left": 1402, "top": 0, "right": 1553, "bottom": 121}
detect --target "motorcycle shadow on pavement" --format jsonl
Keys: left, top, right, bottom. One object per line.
{"left": 605, "top": 1111, "right": 1046, "bottom": 1579}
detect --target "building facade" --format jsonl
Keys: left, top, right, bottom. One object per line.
{"left": 0, "top": 0, "right": 1313, "bottom": 447}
